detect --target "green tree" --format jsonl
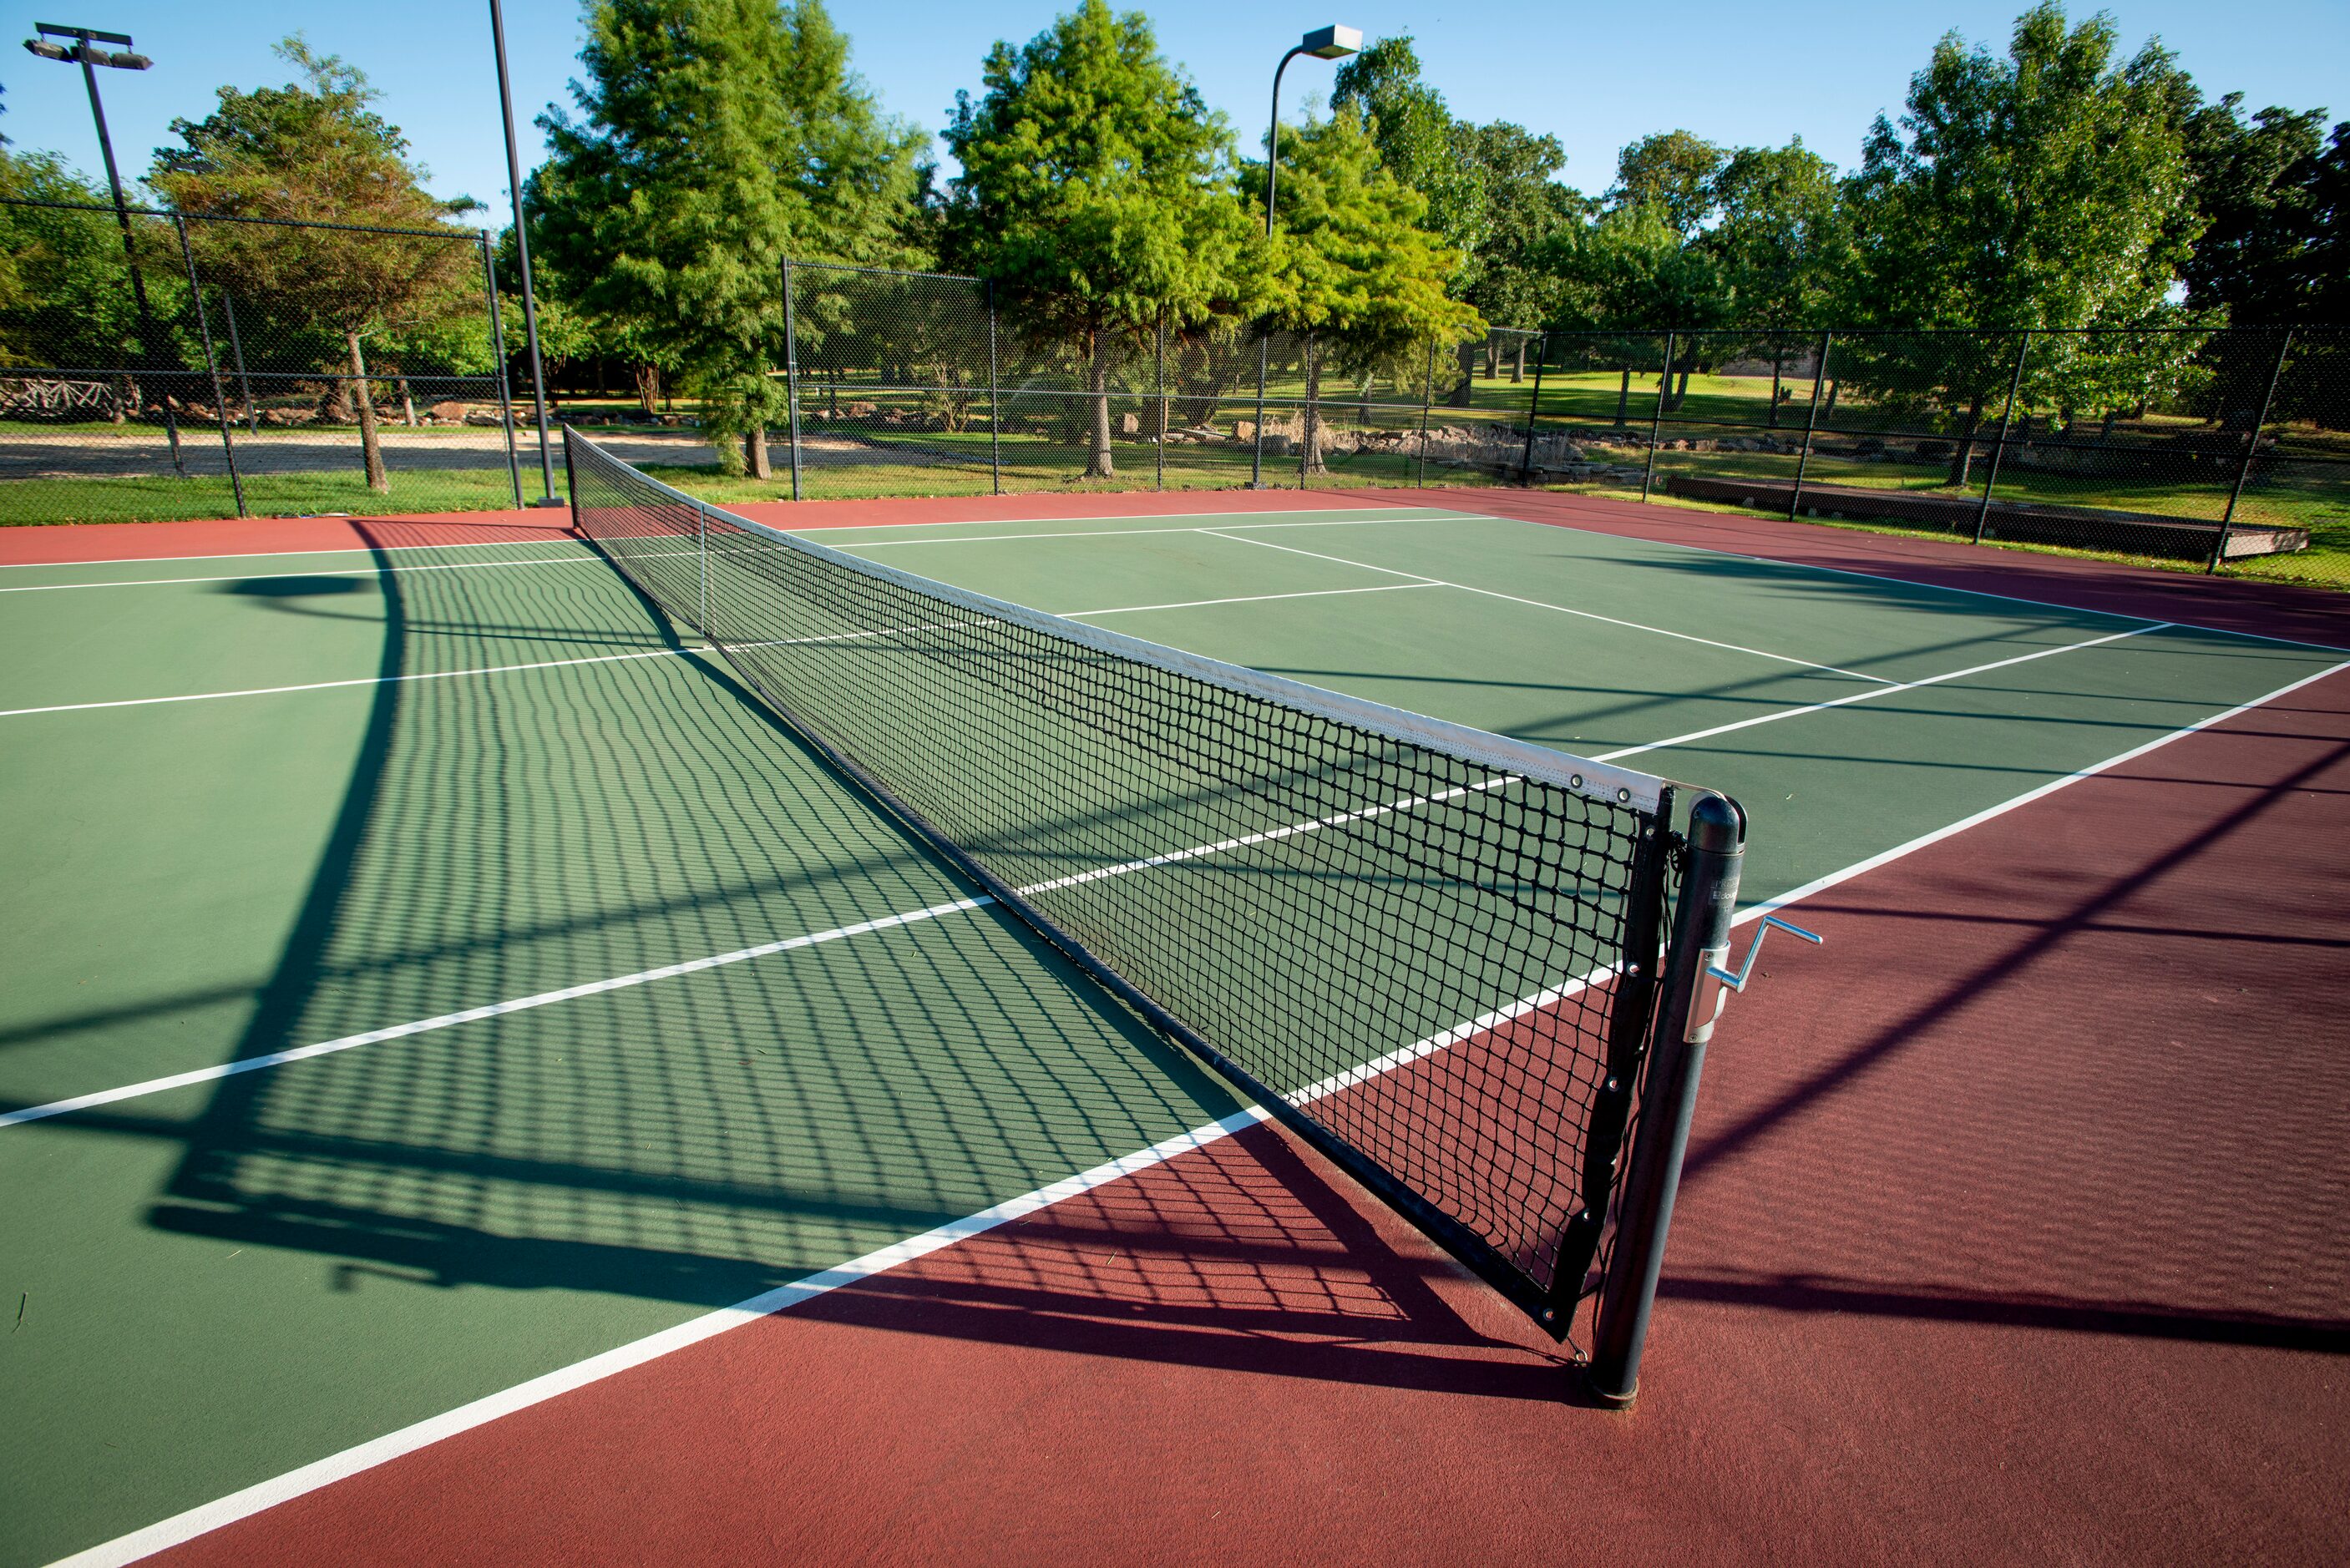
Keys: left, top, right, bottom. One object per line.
{"left": 2178, "top": 94, "right": 2329, "bottom": 323}
{"left": 1245, "top": 109, "right": 1480, "bottom": 473}
{"left": 1454, "top": 121, "right": 1580, "bottom": 361}
{"left": 148, "top": 38, "right": 484, "bottom": 492}
{"left": 943, "top": 0, "right": 1254, "bottom": 479}
{"left": 1611, "top": 131, "right": 1727, "bottom": 239}
{"left": 1329, "top": 35, "right": 1488, "bottom": 259}
{"left": 1837, "top": 3, "right": 2201, "bottom": 483}
{"left": 0, "top": 152, "right": 129, "bottom": 374}
{"left": 535, "top": 0, "right": 922, "bottom": 477}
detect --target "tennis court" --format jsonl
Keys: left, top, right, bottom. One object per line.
{"left": 3, "top": 468, "right": 2345, "bottom": 1566}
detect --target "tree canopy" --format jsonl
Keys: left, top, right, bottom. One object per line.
{"left": 534, "top": 0, "right": 922, "bottom": 475}
{"left": 943, "top": 0, "right": 1254, "bottom": 477}
{"left": 148, "top": 38, "right": 487, "bottom": 492}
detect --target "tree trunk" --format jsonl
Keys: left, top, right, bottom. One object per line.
{"left": 347, "top": 331, "right": 389, "bottom": 495}
{"left": 1483, "top": 337, "right": 1497, "bottom": 379}
{"left": 1614, "top": 367, "right": 1631, "bottom": 426}
{"left": 398, "top": 376, "right": 417, "bottom": 427}
{"left": 1822, "top": 380, "right": 1839, "bottom": 420}
{"left": 1946, "top": 397, "right": 1987, "bottom": 488}
{"left": 1086, "top": 329, "right": 1115, "bottom": 479}
{"left": 1768, "top": 347, "right": 1783, "bottom": 428}
{"left": 635, "top": 362, "right": 660, "bottom": 418}
{"left": 1512, "top": 339, "right": 1526, "bottom": 383}
{"left": 1448, "top": 342, "right": 1476, "bottom": 407}
{"left": 1302, "top": 336, "right": 1325, "bottom": 478}
{"left": 1673, "top": 366, "right": 1693, "bottom": 411}
{"left": 745, "top": 427, "right": 772, "bottom": 480}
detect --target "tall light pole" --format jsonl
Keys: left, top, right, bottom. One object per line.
{"left": 489, "top": 0, "right": 561, "bottom": 505}
{"left": 22, "top": 22, "right": 186, "bottom": 475}
{"left": 1250, "top": 24, "right": 1360, "bottom": 488}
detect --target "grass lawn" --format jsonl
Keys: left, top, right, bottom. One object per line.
{"left": 0, "top": 468, "right": 526, "bottom": 525}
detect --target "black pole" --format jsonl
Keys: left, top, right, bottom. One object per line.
{"left": 1789, "top": 331, "right": 1831, "bottom": 520}
{"left": 1416, "top": 336, "right": 1434, "bottom": 488}
{"left": 986, "top": 280, "right": 1002, "bottom": 497}
{"left": 782, "top": 258, "right": 803, "bottom": 502}
{"left": 1973, "top": 330, "right": 2031, "bottom": 545}
{"left": 1249, "top": 45, "right": 1306, "bottom": 491}
{"left": 1588, "top": 792, "right": 1746, "bottom": 1409}
{"left": 172, "top": 214, "right": 246, "bottom": 517}
{"left": 1154, "top": 308, "right": 1166, "bottom": 493}
{"left": 70, "top": 42, "right": 185, "bottom": 478}
{"left": 480, "top": 237, "right": 526, "bottom": 509}
{"left": 1642, "top": 331, "right": 1674, "bottom": 502}
{"left": 1517, "top": 331, "right": 1548, "bottom": 485}
{"left": 2211, "top": 328, "right": 2292, "bottom": 573}
{"left": 219, "top": 288, "right": 257, "bottom": 434}
{"left": 489, "top": 0, "right": 559, "bottom": 503}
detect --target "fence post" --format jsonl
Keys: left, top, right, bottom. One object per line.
{"left": 1641, "top": 331, "right": 1674, "bottom": 502}
{"left": 480, "top": 237, "right": 526, "bottom": 511}
{"left": 1517, "top": 331, "right": 1550, "bottom": 485}
{"left": 1789, "top": 331, "right": 1831, "bottom": 520}
{"left": 219, "top": 290, "right": 257, "bottom": 435}
{"left": 985, "top": 280, "right": 1003, "bottom": 498}
{"left": 2211, "top": 327, "right": 2292, "bottom": 573}
{"left": 782, "top": 258, "right": 803, "bottom": 503}
{"left": 1588, "top": 792, "right": 1746, "bottom": 1409}
{"left": 1973, "top": 330, "right": 2032, "bottom": 545}
{"left": 171, "top": 215, "right": 246, "bottom": 518}
{"left": 1299, "top": 331, "right": 1314, "bottom": 489}
{"left": 698, "top": 501, "right": 710, "bottom": 637}
{"left": 1248, "top": 329, "right": 1272, "bottom": 488}
{"left": 1416, "top": 337, "right": 1435, "bottom": 488}
{"left": 1154, "top": 309, "right": 1167, "bottom": 493}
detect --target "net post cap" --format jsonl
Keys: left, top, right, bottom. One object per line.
{"left": 1687, "top": 792, "right": 1745, "bottom": 853}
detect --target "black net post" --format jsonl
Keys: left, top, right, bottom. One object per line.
{"left": 1789, "top": 331, "right": 1831, "bottom": 519}
{"left": 1154, "top": 310, "right": 1167, "bottom": 493}
{"left": 171, "top": 213, "right": 247, "bottom": 518}
{"left": 1973, "top": 330, "right": 2032, "bottom": 544}
{"left": 481, "top": 236, "right": 527, "bottom": 509}
{"left": 1517, "top": 332, "right": 1549, "bottom": 485}
{"left": 1588, "top": 792, "right": 1746, "bottom": 1409}
{"left": 2211, "top": 327, "right": 2292, "bottom": 573}
{"left": 986, "top": 280, "right": 1003, "bottom": 497}
{"left": 1642, "top": 331, "right": 1674, "bottom": 502}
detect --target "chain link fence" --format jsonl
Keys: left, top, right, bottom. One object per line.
{"left": 1, "top": 196, "right": 524, "bottom": 524}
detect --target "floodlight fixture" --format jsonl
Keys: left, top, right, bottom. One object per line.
{"left": 1300, "top": 24, "right": 1363, "bottom": 59}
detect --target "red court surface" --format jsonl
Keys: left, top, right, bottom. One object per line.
{"left": 149, "top": 660, "right": 2350, "bottom": 1566}
{"left": 23, "top": 490, "right": 2350, "bottom": 1565}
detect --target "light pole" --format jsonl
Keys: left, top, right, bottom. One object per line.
{"left": 22, "top": 22, "right": 186, "bottom": 474}
{"left": 1250, "top": 24, "right": 1360, "bottom": 488}
{"left": 489, "top": 0, "right": 561, "bottom": 505}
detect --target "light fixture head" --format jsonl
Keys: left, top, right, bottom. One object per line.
{"left": 1301, "top": 24, "right": 1362, "bottom": 59}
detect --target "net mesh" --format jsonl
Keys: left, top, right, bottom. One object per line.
{"left": 565, "top": 427, "right": 1678, "bottom": 1321}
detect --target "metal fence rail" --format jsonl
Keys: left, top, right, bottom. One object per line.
{"left": 1, "top": 196, "right": 521, "bottom": 524}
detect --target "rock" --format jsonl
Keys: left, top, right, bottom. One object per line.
{"left": 1233, "top": 419, "right": 1256, "bottom": 443}
{"left": 429, "top": 401, "right": 468, "bottom": 422}
{"left": 1119, "top": 412, "right": 1140, "bottom": 435}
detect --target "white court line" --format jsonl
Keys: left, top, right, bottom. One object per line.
{"left": 50, "top": 645, "right": 2350, "bottom": 1568}
{"left": 0, "top": 582, "right": 1431, "bottom": 719}
{"left": 1594, "top": 623, "right": 2169, "bottom": 763}
{"left": 1444, "top": 498, "right": 2350, "bottom": 656}
{"left": 0, "top": 646, "right": 689, "bottom": 720}
{"left": 1061, "top": 582, "right": 1438, "bottom": 619}
{"left": 0, "top": 535, "right": 583, "bottom": 571}
{"left": 834, "top": 512, "right": 1456, "bottom": 549}
{"left": 1202, "top": 527, "right": 1898, "bottom": 685}
{"left": 0, "top": 549, "right": 693, "bottom": 594}
{"left": 0, "top": 897, "right": 995, "bottom": 1131}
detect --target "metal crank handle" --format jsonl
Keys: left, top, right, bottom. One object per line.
{"left": 1687, "top": 915, "right": 1823, "bottom": 1043}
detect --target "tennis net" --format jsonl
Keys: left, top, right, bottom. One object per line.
{"left": 565, "top": 427, "right": 1698, "bottom": 1334}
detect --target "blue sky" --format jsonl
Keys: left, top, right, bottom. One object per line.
{"left": 5, "top": 1, "right": 2343, "bottom": 225}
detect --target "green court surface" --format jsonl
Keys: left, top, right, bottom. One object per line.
{"left": 0, "top": 504, "right": 2339, "bottom": 1565}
